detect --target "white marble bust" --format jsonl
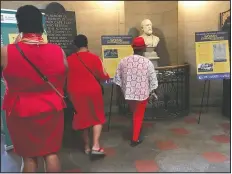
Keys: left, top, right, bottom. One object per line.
{"left": 140, "top": 19, "right": 160, "bottom": 48}
{"left": 140, "top": 19, "right": 160, "bottom": 61}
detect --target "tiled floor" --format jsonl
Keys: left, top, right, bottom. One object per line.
{"left": 1, "top": 107, "right": 231, "bottom": 172}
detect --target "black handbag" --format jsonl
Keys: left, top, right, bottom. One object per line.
{"left": 76, "top": 53, "right": 104, "bottom": 95}
{"left": 15, "top": 43, "right": 76, "bottom": 113}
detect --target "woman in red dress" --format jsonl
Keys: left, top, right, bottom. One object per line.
{"left": 1, "top": 5, "right": 68, "bottom": 172}
{"left": 67, "top": 34, "right": 109, "bottom": 156}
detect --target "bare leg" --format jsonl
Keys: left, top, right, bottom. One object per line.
{"left": 92, "top": 124, "right": 104, "bottom": 152}
{"left": 83, "top": 129, "right": 90, "bottom": 153}
{"left": 21, "top": 157, "right": 38, "bottom": 173}
{"left": 43, "top": 153, "right": 61, "bottom": 172}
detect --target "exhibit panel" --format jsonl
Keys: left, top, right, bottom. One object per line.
{"left": 195, "top": 31, "right": 230, "bottom": 80}
{"left": 101, "top": 35, "right": 133, "bottom": 79}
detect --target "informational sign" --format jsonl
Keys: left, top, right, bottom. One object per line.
{"left": 1, "top": 9, "right": 47, "bottom": 45}
{"left": 1, "top": 9, "right": 47, "bottom": 151}
{"left": 45, "top": 12, "right": 77, "bottom": 56}
{"left": 101, "top": 35, "right": 133, "bottom": 79}
{"left": 195, "top": 31, "right": 230, "bottom": 80}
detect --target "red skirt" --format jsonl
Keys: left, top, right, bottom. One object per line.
{"left": 6, "top": 110, "right": 64, "bottom": 157}
{"left": 70, "top": 91, "right": 106, "bottom": 130}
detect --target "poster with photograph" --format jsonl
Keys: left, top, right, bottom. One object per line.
{"left": 101, "top": 35, "right": 133, "bottom": 79}
{"left": 195, "top": 31, "right": 230, "bottom": 80}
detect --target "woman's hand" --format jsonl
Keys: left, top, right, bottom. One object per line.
{"left": 100, "top": 60, "right": 109, "bottom": 76}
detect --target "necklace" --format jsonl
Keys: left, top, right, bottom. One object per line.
{"left": 21, "top": 33, "right": 46, "bottom": 45}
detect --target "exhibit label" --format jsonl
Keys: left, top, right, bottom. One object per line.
{"left": 101, "top": 35, "right": 133, "bottom": 79}
{"left": 195, "top": 31, "right": 230, "bottom": 80}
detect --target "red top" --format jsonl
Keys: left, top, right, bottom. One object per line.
{"left": 2, "top": 42, "right": 66, "bottom": 117}
{"left": 67, "top": 51, "right": 109, "bottom": 94}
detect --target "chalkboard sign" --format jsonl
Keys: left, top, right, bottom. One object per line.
{"left": 45, "top": 11, "right": 77, "bottom": 56}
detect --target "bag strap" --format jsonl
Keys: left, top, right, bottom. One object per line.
{"left": 15, "top": 43, "right": 66, "bottom": 99}
{"left": 75, "top": 53, "right": 100, "bottom": 83}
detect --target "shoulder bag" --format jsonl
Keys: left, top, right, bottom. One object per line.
{"left": 76, "top": 53, "right": 104, "bottom": 95}
{"left": 15, "top": 43, "right": 76, "bottom": 114}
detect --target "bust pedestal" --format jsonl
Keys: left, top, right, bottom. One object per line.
{"left": 144, "top": 47, "right": 159, "bottom": 68}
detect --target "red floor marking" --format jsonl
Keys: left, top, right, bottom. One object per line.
{"left": 220, "top": 123, "right": 230, "bottom": 131}
{"left": 135, "top": 160, "right": 159, "bottom": 172}
{"left": 211, "top": 134, "right": 230, "bottom": 143}
{"left": 64, "top": 169, "right": 81, "bottom": 173}
{"left": 202, "top": 152, "right": 228, "bottom": 163}
{"left": 143, "top": 122, "right": 154, "bottom": 128}
{"left": 170, "top": 128, "right": 190, "bottom": 135}
{"left": 184, "top": 117, "right": 197, "bottom": 124}
{"left": 104, "top": 147, "right": 116, "bottom": 157}
{"left": 156, "top": 140, "right": 178, "bottom": 150}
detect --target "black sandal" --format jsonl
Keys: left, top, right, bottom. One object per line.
{"left": 130, "top": 139, "right": 143, "bottom": 147}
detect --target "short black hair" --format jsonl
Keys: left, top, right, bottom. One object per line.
{"left": 133, "top": 48, "right": 145, "bottom": 56}
{"left": 73, "top": 34, "right": 88, "bottom": 48}
{"left": 16, "top": 5, "right": 44, "bottom": 33}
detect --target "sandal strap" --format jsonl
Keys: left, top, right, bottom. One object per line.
{"left": 92, "top": 147, "right": 104, "bottom": 152}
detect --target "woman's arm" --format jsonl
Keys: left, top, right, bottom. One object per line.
{"left": 1, "top": 46, "right": 7, "bottom": 69}
{"left": 94, "top": 57, "right": 109, "bottom": 81}
{"left": 1, "top": 34, "right": 22, "bottom": 69}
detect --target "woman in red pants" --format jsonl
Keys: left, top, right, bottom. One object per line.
{"left": 113, "top": 37, "right": 158, "bottom": 147}
{"left": 67, "top": 34, "right": 109, "bottom": 156}
{"left": 1, "top": 5, "right": 68, "bottom": 172}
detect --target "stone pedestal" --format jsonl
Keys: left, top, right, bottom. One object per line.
{"left": 144, "top": 47, "right": 159, "bottom": 68}
{"left": 150, "top": 59, "right": 159, "bottom": 68}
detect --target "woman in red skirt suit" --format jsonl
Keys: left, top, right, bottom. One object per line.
{"left": 67, "top": 35, "right": 109, "bottom": 156}
{"left": 1, "top": 5, "right": 68, "bottom": 172}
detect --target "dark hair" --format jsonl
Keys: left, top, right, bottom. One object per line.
{"left": 73, "top": 34, "right": 88, "bottom": 48}
{"left": 16, "top": 5, "right": 44, "bottom": 33}
{"left": 133, "top": 48, "right": 145, "bottom": 56}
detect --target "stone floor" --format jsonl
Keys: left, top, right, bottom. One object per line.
{"left": 1, "top": 107, "right": 231, "bottom": 172}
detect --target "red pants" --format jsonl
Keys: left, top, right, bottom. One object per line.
{"left": 127, "top": 99, "right": 148, "bottom": 141}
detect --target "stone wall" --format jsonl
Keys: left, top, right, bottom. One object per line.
{"left": 178, "top": 1, "right": 230, "bottom": 106}
{"left": 1, "top": 1, "right": 125, "bottom": 56}
{"left": 124, "top": 1, "right": 179, "bottom": 66}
